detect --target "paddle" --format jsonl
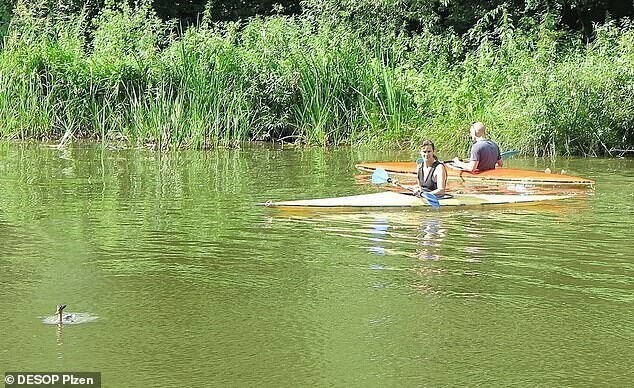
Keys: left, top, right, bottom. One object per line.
{"left": 416, "top": 150, "right": 520, "bottom": 165}
{"left": 500, "top": 150, "right": 520, "bottom": 159}
{"left": 371, "top": 168, "right": 440, "bottom": 209}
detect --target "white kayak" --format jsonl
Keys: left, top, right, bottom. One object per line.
{"left": 263, "top": 191, "right": 573, "bottom": 208}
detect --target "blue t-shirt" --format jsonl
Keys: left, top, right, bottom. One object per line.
{"left": 470, "top": 140, "right": 501, "bottom": 171}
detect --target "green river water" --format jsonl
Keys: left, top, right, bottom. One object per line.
{"left": 0, "top": 142, "right": 632, "bottom": 387}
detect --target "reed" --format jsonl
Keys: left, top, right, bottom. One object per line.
{"left": 0, "top": 1, "right": 632, "bottom": 155}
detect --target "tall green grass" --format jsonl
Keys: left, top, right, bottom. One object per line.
{"left": 0, "top": 1, "right": 632, "bottom": 155}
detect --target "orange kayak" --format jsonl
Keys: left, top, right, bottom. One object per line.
{"left": 356, "top": 162, "right": 595, "bottom": 186}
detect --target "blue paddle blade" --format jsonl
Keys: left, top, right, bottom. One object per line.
{"left": 501, "top": 150, "right": 520, "bottom": 159}
{"left": 420, "top": 192, "right": 440, "bottom": 209}
{"left": 371, "top": 168, "right": 390, "bottom": 185}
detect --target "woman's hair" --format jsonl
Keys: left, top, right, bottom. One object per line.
{"left": 420, "top": 139, "right": 435, "bottom": 150}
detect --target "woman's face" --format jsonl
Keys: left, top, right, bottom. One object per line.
{"left": 420, "top": 145, "right": 434, "bottom": 162}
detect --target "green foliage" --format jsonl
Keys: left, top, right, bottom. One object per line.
{"left": 0, "top": 0, "right": 633, "bottom": 155}
{"left": 0, "top": 0, "right": 14, "bottom": 45}
{"left": 523, "top": 21, "right": 634, "bottom": 156}
{"left": 91, "top": 0, "right": 167, "bottom": 64}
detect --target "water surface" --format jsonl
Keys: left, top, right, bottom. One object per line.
{"left": 0, "top": 143, "right": 632, "bottom": 386}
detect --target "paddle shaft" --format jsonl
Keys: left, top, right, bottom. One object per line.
{"left": 372, "top": 167, "right": 440, "bottom": 208}
{"left": 387, "top": 177, "right": 416, "bottom": 193}
{"left": 387, "top": 178, "right": 440, "bottom": 208}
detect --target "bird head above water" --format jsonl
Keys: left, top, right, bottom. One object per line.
{"left": 55, "top": 304, "right": 71, "bottom": 324}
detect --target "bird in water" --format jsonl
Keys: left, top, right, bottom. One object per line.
{"left": 55, "top": 304, "right": 76, "bottom": 324}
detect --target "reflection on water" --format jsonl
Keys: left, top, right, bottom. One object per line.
{"left": 366, "top": 216, "right": 447, "bottom": 261}
{"left": 1, "top": 143, "right": 632, "bottom": 387}
{"left": 42, "top": 312, "right": 99, "bottom": 325}
{"left": 264, "top": 199, "right": 633, "bottom": 303}
{"left": 416, "top": 218, "right": 446, "bottom": 261}
{"left": 368, "top": 217, "right": 389, "bottom": 255}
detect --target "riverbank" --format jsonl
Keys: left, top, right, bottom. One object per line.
{"left": 1, "top": 2, "right": 632, "bottom": 155}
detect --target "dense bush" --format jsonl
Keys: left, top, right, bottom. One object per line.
{"left": 0, "top": 0, "right": 632, "bottom": 155}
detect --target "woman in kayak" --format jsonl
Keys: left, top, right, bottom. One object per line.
{"left": 413, "top": 140, "right": 447, "bottom": 198}
{"left": 452, "top": 122, "right": 503, "bottom": 172}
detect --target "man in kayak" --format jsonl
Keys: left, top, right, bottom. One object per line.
{"left": 413, "top": 140, "right": 447, "bottom": 198}
{"left": 452, "top": 122, "right": 503, "bottom": 172}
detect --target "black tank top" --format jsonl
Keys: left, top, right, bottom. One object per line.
{"left": 417, "top": 160, "right": 441, "bottom": 191}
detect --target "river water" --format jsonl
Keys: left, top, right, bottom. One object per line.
{"left": 0, "top": 142, "right": 632, "bottom": 386}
